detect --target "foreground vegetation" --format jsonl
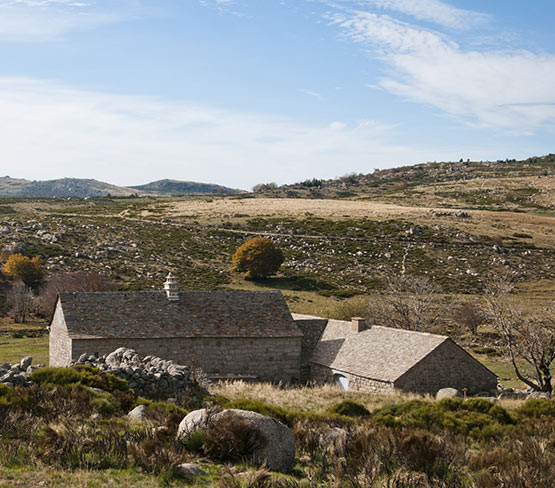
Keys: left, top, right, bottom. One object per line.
{"left": 0, "top": 373, "right": 554, "bottom": 488}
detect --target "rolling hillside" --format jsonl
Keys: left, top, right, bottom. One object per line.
{"left": 0, "top": 176, "right": 241, "bottom": 198}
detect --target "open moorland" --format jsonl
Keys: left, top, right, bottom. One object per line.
{"left": 0, "top": 156, "right": 554, "bottom": 383}
{"left": 0, "top": 156, "right": 554, "bottom": 486}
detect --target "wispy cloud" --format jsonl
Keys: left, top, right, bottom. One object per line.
{"left": 0, "top": 77, "right": 471, "bottom": 188}
{"left": 199, "top": 0, "right": 243, "bottom": 16}
{"left": 329, "top": 6, "right": 555, "bottom": 132}
{"left": 0, "top": 0, "right": 138, "bottom": 40}
{"left": 367, "top": 0, "right": 490, "bottom": 30}
{"left": 300, "top": 89, "right": 323, "bottom": 100}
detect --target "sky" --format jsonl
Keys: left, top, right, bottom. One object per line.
{"left": 0, "top": 0, "right": 554, "bottom": 190}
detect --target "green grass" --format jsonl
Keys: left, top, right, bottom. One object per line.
{"left": 0, "top": 335, "right": 49, "bottom": 365}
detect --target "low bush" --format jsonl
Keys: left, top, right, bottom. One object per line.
{"left": 30, "top": 365, "right": 129, "bottom": 393}
{"left": 222, "top": 398, "right": 292, "bottom": 425}
{"left": 202, "top": 411, "right": 268, "bottom": 463}
{"left": 373, "top": 398, "right": 515, "bottom": 440}
{"left": 516, "top": 398, "right": 555, "bottom": 419}
{"left": 328, "top": 400, "right": 370, "bottom": 418}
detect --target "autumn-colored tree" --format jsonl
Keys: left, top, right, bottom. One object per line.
{"left": 232, "top": 237, "right": 284, "bottom": 279}
{"left": 2, "top": 253, "right": 44, "bottom": 287}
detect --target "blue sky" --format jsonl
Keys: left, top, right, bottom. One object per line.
{"left": 0, "top": 0, "right": 554, "bottom": 189}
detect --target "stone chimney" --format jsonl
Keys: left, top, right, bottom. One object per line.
{"left": 351, "top": 317, "right": 367, "bottom": 333}
{"left": 164, "top": 272, "right": 179, "bottom": 301}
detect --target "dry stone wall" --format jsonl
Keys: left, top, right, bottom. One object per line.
{"left": 70, "top": 337, "right": 302, "bottom": 383}
{"left": 73, "top": 347, "right": 204, "bottom": 398}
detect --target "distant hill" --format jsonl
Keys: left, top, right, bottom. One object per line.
{"left": 129, "top": 179, "right": 242, "bottom": 196}
{"left": 0, "top": 177, "right": 241, "bottom": 198}
{"left": 256, "top": 154, "right": 555, "bottom": 212}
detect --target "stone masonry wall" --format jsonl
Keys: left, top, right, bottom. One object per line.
{"left": 310, "top": 362, "right": 395, "bottom": 394}
{"left": 49, "top": 301, "right": 73, "bottom": 367}
{"left": 395, "top": 339, "right": 498, "bottom": 394}
{"left": 293, "top": 318, "right": 328, "bottom": 383}
{"left": 70, "top": 336, "right": 302, "bottom": 383}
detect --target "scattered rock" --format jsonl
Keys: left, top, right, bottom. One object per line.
{"left": 128, "top": 405, "right": 148, "bottom": 421}
{"left": 177, "top": 408, "right": 296, "bottom": 473}
{"left": 175, "top": 463, "right": 207, "bottom": 479}
{"left": 20, "top": 356, "right": 32, "bottom": 370}
{"left": 436, "top": 387, "right": 463, "bottom": 400}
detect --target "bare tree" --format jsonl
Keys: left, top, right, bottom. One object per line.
{"left": 37, "top": 271, "right": 114, "bottom": 317}
{"left": 366, "top": 274, "right": 443, "bottom": 331}
{"left": 454, "top": 300, "right": 485, "bottom": 335}
{"left": 483, "top": 274, "right": 555, "bottom": 393}
{"left": 7, "top": 281, "right": 34, "bottom": 323}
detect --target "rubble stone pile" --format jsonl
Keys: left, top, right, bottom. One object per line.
{"left": 73, "top": 347, "right": 203, "bottom": 398}
{"left": 0, "top": 356, "right": 43, "bottom": 388}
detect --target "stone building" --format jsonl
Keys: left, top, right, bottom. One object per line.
{"left": 49, "top": 274, "right": 302, "bottom": 382}
{"left": 293, "top": 314, "right": 497, "bottom": 395}
{"left": 48, "top": 275, "right": 497, "bottom": 393}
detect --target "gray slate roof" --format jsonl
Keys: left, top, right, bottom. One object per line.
{"left": 58, "top": 290, "right": 301, "bottom": 339}
{"left": 310, "top": 319, "right": 449, "bottom": 382}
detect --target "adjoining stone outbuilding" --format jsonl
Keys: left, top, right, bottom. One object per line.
{"left": 293, "top": 314, "right": 498, "bottom": 395}
{"left": 49, "top": 274, "right": 302, "bottom": 383}
{"left": 48, "top": 274, "right": 497, "bottom": 393}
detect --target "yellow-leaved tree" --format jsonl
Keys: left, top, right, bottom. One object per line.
{"left": 3, "top": 253, "right": 44, "bottom": 287}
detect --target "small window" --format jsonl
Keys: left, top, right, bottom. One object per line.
{"left": 334, "top": 374, "right": 349, "bottom": 391}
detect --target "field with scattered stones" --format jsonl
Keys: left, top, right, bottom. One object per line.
{"left": 0, "top": 158, "right": 554, "bottom": 487}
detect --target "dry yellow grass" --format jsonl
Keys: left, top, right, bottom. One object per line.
{"left": 155, "top": 197, "right": 555, "bottom": 248}
{"left": 212, "top": 380, "right": 432, "bottom": 412}
{"left": 211, "top": 380, "right": 526, "bottom": 413}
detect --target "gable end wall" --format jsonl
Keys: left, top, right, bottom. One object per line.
{"left": 394, "top": 339, "right": 498, "bottom": 394}
{"left": 49, "top": 300, "right": 72, "bottom": 367}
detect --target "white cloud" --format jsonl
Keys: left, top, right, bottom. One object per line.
{"left": 332, "top": 9, "right": 555, "bottom": 131}
{"left": 0, "top": 77, "right": 472, "bottom": 189}
{"left": 368, "top": 0, "right": 489, "bottom": 30}
{"left": 0, "top": 0, "right": 136, "bottom": 40}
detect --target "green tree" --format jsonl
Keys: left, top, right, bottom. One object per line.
{"left": 2, "top": 253, "right": 44, "bottom": 287}
{"left": 232, "top": 237, "right": 284, "bottom": 279}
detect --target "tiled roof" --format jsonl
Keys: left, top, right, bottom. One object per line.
{"left": 310, "top": 319, "right": 448, "bottom": 382}
{"left": 59, "top": 290, "right": 301, "bottom": 339}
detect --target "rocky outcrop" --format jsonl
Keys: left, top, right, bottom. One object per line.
{"left": 73, "top": 347, "right": 207, "bottom": 399}
{"left": 177, "top": 408, "right": 296, "bottom": 473}
{"left": 0, "top": 357, "right": 44, "bottom": 388}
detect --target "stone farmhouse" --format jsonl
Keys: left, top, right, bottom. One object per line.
{"left": 294, "top": 314, "right": 498, "bottom": 395}
{"left": 49, "top": 274, "right": 497, "bottom": 394}
{"left": 49, "top": 274, "right": 302, "bottom": 383}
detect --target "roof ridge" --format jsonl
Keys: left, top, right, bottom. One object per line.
{"left": 370, "top": 325, "right": 448, "bottom": 340}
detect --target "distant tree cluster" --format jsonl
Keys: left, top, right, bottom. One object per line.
{"left": 252, "top": 182, "right": 278, "bottom": 192}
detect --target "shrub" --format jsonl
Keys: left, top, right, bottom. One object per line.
{"left": 202, "top": 411, "right": 268, "bottom": 463}
{"left": 517, "top": 398, "right": 555, "bottom": 419}
{"left": 30, "top": 365, "right": 129, "bottom": 393}
{"left": 2, "top": 253, "right": 44, "bottom": 287}
{"left": 373, "top": 398, "right": 514, "bottom": 440}
{"left": 222, "top": 398, "right": 292, "bottom": 425}
{"left": 231, "top": 237, "right": 284, "bottom": 279}
{"left": 328, "top": 400, "right": 370, "bottom": 418}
